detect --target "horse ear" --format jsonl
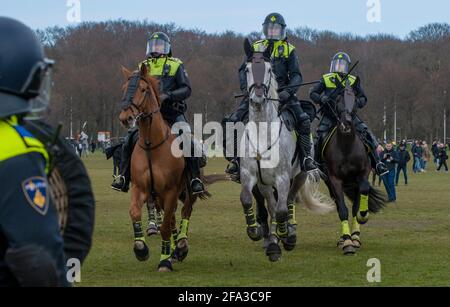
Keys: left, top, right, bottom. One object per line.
{"left": 121, "top": 66, "right": 131, "bottom": 80}
{"left": 140, "top": 62, "right": 148, "bottom": 78}
{"left": 244, "top": 38, "right": 253, "bottom": 58}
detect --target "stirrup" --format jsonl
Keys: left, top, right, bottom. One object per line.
{"left": 190, "top": 178, "right": 205, "bottom": 194}
{"left": 376, "top": 162, "right": 389, "bottom": 176}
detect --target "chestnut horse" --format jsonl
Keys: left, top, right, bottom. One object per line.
{"left": 119, "top": 64, "right": 220, "bottom": 272}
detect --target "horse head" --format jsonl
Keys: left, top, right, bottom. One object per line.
{"left": 119, "top": 64, "right": 160, "bottom": 128}
{"left": 243, "top": 38, "right": 276, "bottom": 110}
{"left": 335, "top": 84, "right": 357, "bottom": 135}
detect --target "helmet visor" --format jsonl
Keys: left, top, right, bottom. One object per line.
{"left": 146, "top": 39, "right": 170, "bottom": 57}
{"left": 330, "top": 59, "right": 349, "bottom": 74}
{"left": 263, "top": 23, "right": 286, "bottom": 40}
{"left": 25, "top": 58, "right": 54, "bottom": 118}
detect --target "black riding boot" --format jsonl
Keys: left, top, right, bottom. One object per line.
{"left": 111, "top": 128, "right": 137, "bottom": 192}
{"left": 187, "top": 157, "right": 205, "bottom": 194}
{"left": 298, "top": 133, "right": 318, "bottom": 172}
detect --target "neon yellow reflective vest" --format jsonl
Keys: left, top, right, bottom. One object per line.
{"left": 0, "top": 116, "right": 49, "bottom": 172}
{"left": 252, "top": 39, "right": 295, "bottom": 59}
{"left": 323, "top": 72, "right": 357, "bottom": 89}
{"left": 139, "top": 57, "right": 182, "bottom": 77}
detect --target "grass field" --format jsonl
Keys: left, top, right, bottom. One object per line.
{"left": 79, "top": 152, "right": 450, "bottom": 286}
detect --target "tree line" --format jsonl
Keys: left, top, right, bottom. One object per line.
{"left": 37, "top": 20, "right": 450, "bottom": 142}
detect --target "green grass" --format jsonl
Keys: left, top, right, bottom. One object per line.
{"left": 79, "top": 152, "right": 450, "bottom": 286}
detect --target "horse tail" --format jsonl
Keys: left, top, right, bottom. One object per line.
{"left": 343, "top": 184, "right": 387, "bottom": 214}
{"left": 367, "top": 186, "right": 387, "bottom": 213}
{"left": 298, "top": 170, "right": 334, "bottom": 214}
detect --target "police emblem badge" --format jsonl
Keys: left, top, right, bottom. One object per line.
{"left": 22, "top": 177, "right": 49, "bottom": 215}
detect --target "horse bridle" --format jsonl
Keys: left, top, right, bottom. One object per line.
{"left": 121, "top": 73, "right": 170, "bottom": 150}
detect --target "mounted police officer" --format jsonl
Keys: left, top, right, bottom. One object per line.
{"left": 111, "top": 32, "right": 205, "bottom": 194}
{"left": 0, "top": 17, "right": 69, "bottom": 286}
{"left": 224, "top": 13, "right": 317, "bottom": 180}
{"left": 309, "top": 52, "right": 388, "bottom": 176}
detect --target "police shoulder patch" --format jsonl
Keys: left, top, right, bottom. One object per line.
{"left": 22, "top": 177, "right": 49, "bottom": 215}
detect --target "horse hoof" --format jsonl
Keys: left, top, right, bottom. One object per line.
{"left": 174, "top": 239, "right": 189, "bottom": 262}
{"left": 342, "top": 239, "right": 356, "bottom": 255}
{"left": 133, "top": 241, "right": 150, "bottom": 262}
{"left": 356, "top": 211, "right": 369, "bottom": 225}
{"left": 266, "top": 243, "right": 282, "bottom": 262}
{"left": 282, "top": 235, "right": 297, "bottom": 252}
{"left": 146, "top": 224, "right": 159, "bottom": 236}
{"left": 351, "top": 234, "right": 361, "bottom": 249}
{"left": 247, "top": 225, "right": 263, "bottom": 242}
{"left": 158, "top": 260, "right": 173, "bottom": 272}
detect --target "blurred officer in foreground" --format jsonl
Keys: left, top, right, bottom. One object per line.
{"left": 0, "top": 17, "right": 95, "bottom": 287}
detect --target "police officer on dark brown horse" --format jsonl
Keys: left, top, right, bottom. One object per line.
{"left": 223, "top": 13, "right": 318, "bottom": 181}
{"left": 112, "top": 32, "right": 205, "bottom": 194}
{"left": 310, "top": 52, "right": 388, "bottom": 176}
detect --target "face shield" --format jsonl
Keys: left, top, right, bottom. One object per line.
{"left": 263, "top": 23, "right": 286, "bottom": 40}
{"left": 146, "top": 39, "right": 171, "bottom": 58}
{"left": 330, "top": 58, "right": 349, "bottom": 74}
{"left": 23, "top": 58, "right": 54, "bottom": 118}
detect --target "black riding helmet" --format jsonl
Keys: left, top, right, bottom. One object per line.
{"left": 146, "top": 32, "right": 172, "bottom": 58}
{"left": 330, "top": 52, "right": 351, "bottom": 74}
{"left": 262, "top": 13, "right": 287, "bottom": 41}
{"left": 0, "top": 17, "right": 54, "bottom": 119}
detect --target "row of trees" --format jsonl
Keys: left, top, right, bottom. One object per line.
{"left": 38, "top": 21, "right": 450, "bottom": 142}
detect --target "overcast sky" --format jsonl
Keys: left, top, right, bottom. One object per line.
{"left": 2, "top": 0, "right": 450, "bottom": 38}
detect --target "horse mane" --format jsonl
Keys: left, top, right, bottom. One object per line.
{"left": 132, "top": 70, "right": 161, "bottom": 104}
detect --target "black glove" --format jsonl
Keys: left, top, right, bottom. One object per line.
{"left": 320, "top": 95, "right": 330, "bottom": 105}
{"left": 356, "top": 97, "right": 366, "bottom": 108}
{"left": 278, "top": 90, "right": 291, "bottom": 102}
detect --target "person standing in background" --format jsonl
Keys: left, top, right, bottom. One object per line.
{"left": 381, "top": 142, "right": 399, "bottom": 202}
{"left": 421, "top": 141, "right": 430, "bottom": 171}
{"left": 412, "top": 140, "right": 424, "bottom": 173}
{"left": 436, "top": 143, "right": 448, "bottom": 172}
{"left": 396, "top": 143, "right": 411, "bottom": 186}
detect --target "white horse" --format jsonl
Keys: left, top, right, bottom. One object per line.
{"left": 239, "top": 39, "right": 333, "bottom": 262}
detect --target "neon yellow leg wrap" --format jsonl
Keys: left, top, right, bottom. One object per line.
{"left": 244, "top": 207, "right": 257, "bottom": 228}
{"left": 133, "top": 221, "right": 145, "bottom": 242}
{"left": 288, "top": 203, "right": 297, "bottom": 225}
{"left": 352, "top": 217, "right": 360, "bottom": 234}
{"left": 341, "top": 220, "right": 351, "bottom": 237}
{"left": 360, "top": 194, "right": 369, "bottom": 212}
{"left": 277, "top": 222, "right": 288, "bottom": 237}
{"left": 160, "top": 240, "right": 172, "bottom": 262}
{"left": 178, "top": 219, "right": 189, "bottom": 241}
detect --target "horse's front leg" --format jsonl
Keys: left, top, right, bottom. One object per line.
{"left": 130, "top": 185, "right": 150, "bottom": 261}
{"left": 258, "top": 184, "right": 281, "bottom": 262}
{"left": 328, "top": 175, "right": 356, "bottom": 255}
{"left": 240, "top": 171, "right": 262, "bottom": 242}
{"left": 158, "top": 188, "right": 178, "bottom": 272}
{"left": 173, "top": 192, "right": 192, "bottom": 263}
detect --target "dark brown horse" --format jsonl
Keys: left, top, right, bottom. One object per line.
{"left": 321, "top": 81, "right": 386, "bottom": 255}
{"left": 119, "top": 65, "right": 224, "bottom": 271}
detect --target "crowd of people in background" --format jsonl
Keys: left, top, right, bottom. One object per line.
{"left": 372, "top": 139, "right": 449, "bottom": 204}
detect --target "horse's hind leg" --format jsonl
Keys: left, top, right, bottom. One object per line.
{"left": 258, "top": 185, "right": 282, "bottom": 262}
{"left": 130, "top": 187, "right": 150, "bottom": 262}
{"left": 158, "top": 189, "right": 178, "bottom": 272}
{"left": 328, "top": 176, "right": 356, "bottom": 255}
{"left": 146, "top": 201, "right": 160, "bottom": 236}
{"left": 253, "top": 186, "right": 269, "bottom": 248}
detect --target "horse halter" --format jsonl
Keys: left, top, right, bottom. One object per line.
{"left": 247, "top": 53, "right": 275, "bottom": 102}
{"left": 121, "top": 72, "right": 161, "bottom": 122}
